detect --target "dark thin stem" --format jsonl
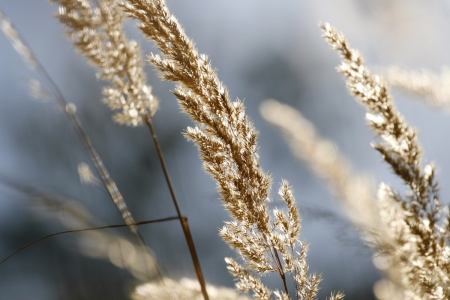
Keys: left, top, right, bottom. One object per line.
{"left": 263, "top": 231, "right": 289, "bottom": 297}
{"left": 143, "top": 114, "right": 182, "bottom": 216}
{"left": 0, "top": 216, "right": 180, "bottom": 266}
{"left": 273, "top": 246, "right": 289, "bottom": 296}
{"left": 289, "top": 242, "right": 299, "bottom": 297}
{"left": 143, "top": 113, "right": 209, "bottom": 300}
{"left": 262, "top": 234, "right": 279, "bottom": 272}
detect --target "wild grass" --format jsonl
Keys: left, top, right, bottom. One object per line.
{"left": 1, "top": 1, "right": 449, "bottom": 299}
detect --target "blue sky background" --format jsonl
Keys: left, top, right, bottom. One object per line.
{"left": 1, "top": 1, "right": 450, "bottom": 299}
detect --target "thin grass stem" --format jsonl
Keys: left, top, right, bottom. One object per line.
{"left": 0, "top": 216, "right": 181, "bottom": 266}
{"left": 143, "top": 113, "right": 209, "bottom": 300}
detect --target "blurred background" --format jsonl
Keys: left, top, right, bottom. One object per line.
{"left": 1, "top": 0, "right": 450, "bottom": 299}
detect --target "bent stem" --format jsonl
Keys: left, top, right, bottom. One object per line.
{"left": 143, "top": 113, "right": 209, "bottom": 300}
{"left": 0, "top": 212, "right": 181, "bottom": 266}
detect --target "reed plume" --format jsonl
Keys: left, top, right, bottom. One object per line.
{"left": 260, "top": 99, "right": 380, "bottom": 233}
{"left": 384, "top": 66, "right": 450, "bottom": 109}
{"left": 260, "top": 99, "right": 406, "bottom": 299}
{"left": 0, "top": 9, "right": 36, "bottom": 68}
{"left": 321, "top": 22, "right": 450, "bottom": 299}
{"left": 51, "top": 0, "right": 158, "bottom": 126}
{"left": 120, "top": 1, "right": 344, "bottom": 299}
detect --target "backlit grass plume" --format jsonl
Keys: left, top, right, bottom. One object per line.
{"left": 321, "top": 22, "right": 450, "bottom": 299}
{"left": 0, "top": 10, "right": 36, "bottom": 68}
{"left": 384, "top": 66, "right": 450, "bottom": 109}
{"left": 260, "top": 99, "right": 407, "bottom": 299}
{"left": 120, "top": 1, "right": 344, "bottom": 299}
{"left": 260, "top": 99, "right": 380, "bottom": 233}
{"left": 51, "top": 0, "right": 158, "bottom": 126}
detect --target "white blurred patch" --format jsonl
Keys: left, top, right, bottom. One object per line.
{"left": 77, "top": 162, "right": 100, "bottom": 186}
{"left": 26, "top": 78, "right": 51, "bottom": 101}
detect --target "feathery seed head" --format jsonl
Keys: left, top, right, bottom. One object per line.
{"left": 0, "top": 10, "right": 37, "bottom": 68}
{"left": 121, "top": 0, "right": 335, "bottom": 298}
{"left": 52, "top": 0, "right": 158, "bottom": 126}
{"left": 322, "top": 22, "right": 450, "bottom": 299}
